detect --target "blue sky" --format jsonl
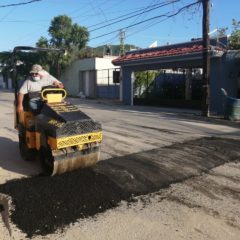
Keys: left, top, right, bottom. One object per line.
{"left": 0, "top": 0, "right": 239, "bottom": 51}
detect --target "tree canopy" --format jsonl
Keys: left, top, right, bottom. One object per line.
{"left": 36, "top": 15, "right": 89, "bottom": 76}
{"left": 47, "top": 15, "right": 89, "bottom": 50}
{"left": 228, "top": 19, "right": 240, "bottom": 50}
{"left": 134, "top": 71, "right": 159, "bottom": 97}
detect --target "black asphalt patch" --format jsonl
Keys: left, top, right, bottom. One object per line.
{"left": 0, "top": 137, "right": 239, "bottom": 237}
{"left": 95, "top": 137, "right": 240, "bottom": 194}
{"left": 0, "top": 169, "right": 130, "bottom": 238}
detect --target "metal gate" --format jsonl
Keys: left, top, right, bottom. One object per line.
{"left": 96, "top": 68, "right": 120, "bottom": 99}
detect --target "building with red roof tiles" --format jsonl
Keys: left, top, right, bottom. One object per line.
{"left": 112, "top": 37, "right": 240, "bottom": 114}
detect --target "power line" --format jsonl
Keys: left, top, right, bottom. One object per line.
{"left": 0, "top": 6, "right": 17, "bottom": 22}
{"left": 127, "top": 16, "right": 169, "bottom": 40}
{"left": 90, "top": 0, "right": 201, "bottom": 41}
{"left": 126, "top": 0, "right": 168, "bottom": 43}
{"left": 88, "top": 0, "right": 110, "bottom": 24}
{"left": 126, "top": 1, "right": 202, "bottom": 44}
{"left": 0, "top": 1, "right": 173, "bottom": 26}
{"left": 69, "top": 0, "right": 128, "bottom": 20}
{"left": 93, "top": 33, "right": 119, "bottom": 47}
{"left": 0, "top": 4, "right": 143, "bottom": 24}
{"left": 89, "top": 0, "right": 179, "bottom": 32}
{"left": 0, "top": 0, "right": 42, "bottom": 8}
{"left": 128, "top": 0, "right": 159, "bottom": 27}
{"left": 87, "top": 0, "right": 174, "bottom": 29}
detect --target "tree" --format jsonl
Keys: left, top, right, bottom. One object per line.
{"left": 134, "top": 71, "right": 159, "bottom": 97}
{"left": 228, "top": 19, "right": 240, "bottom": 49}
{"left": 0, "top": 51, "right": 12, "bottom": 84}
{"left": 36, "top": 15, "right": 89, "bottom": 76}
{"left": 37, "top": 37, "right": 49, "bottom": 48}
{"left": 45, "top": 15, "right": 89, "bottom": 50}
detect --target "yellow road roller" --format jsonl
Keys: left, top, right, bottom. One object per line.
{"left": 12, "top": 46, "right": 102, "bottom": 175}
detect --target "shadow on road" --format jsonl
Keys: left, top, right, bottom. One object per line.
{"left": 0, "top": 137, "right": 41, "bottom": 176}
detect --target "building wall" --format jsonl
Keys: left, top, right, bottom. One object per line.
{"left": 210, "top": 50, "right": 240, "bottom": 114}
{"left": 95, "top": 57, "right": 119, "bottom": 86}
{"left": 61, "top": 58, "right": 95, "bottom": 96}
{"left": 62, "top": 57, "right": 118, "bottom": 97}
{"left": 222, "top": 51, "right": 240, "bottom": 97}
{"left": 122, "top": 67, "right": 133, "bottom": 105}
{"left": 95, "top": 56, "right": 118, "bottom": 71}
{"left": 210, "top": 57, "right": 224, "bottom": 114}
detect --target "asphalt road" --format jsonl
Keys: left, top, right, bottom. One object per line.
{"left": 0, "top": 89, "right": 240, "bottom": 240}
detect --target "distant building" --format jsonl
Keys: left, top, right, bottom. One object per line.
{"left": 62, "top": 56, "right": 120, "bottom": 99}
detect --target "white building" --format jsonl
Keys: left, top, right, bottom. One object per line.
{"left": 62, "top": 56, "right": 120, "bottom": 98}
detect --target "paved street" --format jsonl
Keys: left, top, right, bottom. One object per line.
{"left": 0, "top": 89, "right": 240, "bottom": 240}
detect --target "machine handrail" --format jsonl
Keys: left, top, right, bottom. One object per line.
{"left": 41, "top": 88, "right": 67, "bottom": 101}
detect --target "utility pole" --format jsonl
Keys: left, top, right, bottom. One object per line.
{"left": 119, "top": 29, "right": 125, "bottom": 56}
{"left": 202, "top": 0, "right": 210, "bottom": 117}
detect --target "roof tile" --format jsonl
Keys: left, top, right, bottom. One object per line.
{"left": 112, "top": 45, "right": 211, "bottom": 64}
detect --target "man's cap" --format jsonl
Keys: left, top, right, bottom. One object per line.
{"left": 30, "top": 64, "right": 43, "bottom": 74}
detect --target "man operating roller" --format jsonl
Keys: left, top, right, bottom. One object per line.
{"left": 17, "top": 64, "right": 64, "bottom": 115}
